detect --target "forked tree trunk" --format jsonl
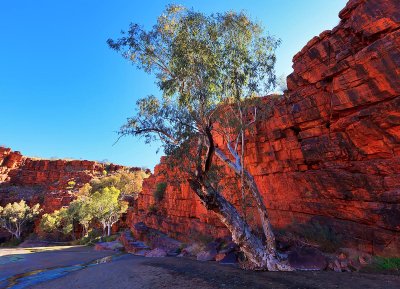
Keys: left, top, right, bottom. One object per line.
{"left": 215, "top": 147, "right": 277, "bottom": 252}
{"left": 188, "top": 178, "right": 292, "bottom": 271}
{"left": 189, "top": 127, "right": 292, "bottom": 271}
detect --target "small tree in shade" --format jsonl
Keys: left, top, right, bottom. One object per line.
{"left": 40, "top": 207, "right": 74, "bottom": 238}
{"left": 0, "top": 200, "right": 41, "bottom": 240}
{"left": 153, "top": 182, "right": 167, "bottom": 202}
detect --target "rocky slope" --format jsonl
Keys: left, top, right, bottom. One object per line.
{"left": 130, "top": 0, "right": 400, "bottom": 256}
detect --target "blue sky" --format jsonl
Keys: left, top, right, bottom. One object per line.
{"left": 0, "top": 0, "right": 347, "bottom": 169}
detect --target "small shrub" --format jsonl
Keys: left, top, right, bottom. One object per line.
{"left": 153, "top": 182, "right": 167, "bottom": 202}
{"left": 66, "top": 180, "right": 76, "bottom": 190}
{"left": 373, "top": 257, "right": 400, "bottom": 271}
{"left": 74, "top": 228, "right": 102, "bottom": 246}
{"left": 189, "top": 229, "right": 214, "bottom": 245}
{"left": 277, "top": 220, "right": 343, "bottom": 253}
{"left": 101, "top": 234, "right": 118, "bottom": 243}
{"left": 148, "top": 204, "right": 158, "bottom": 214}
{"left": 299, "top": 221, "right": 343, "bottom": 252}
{"left": 0, "top": 239, "right": 21, "bottom": 247}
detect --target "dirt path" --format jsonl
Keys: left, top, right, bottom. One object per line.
{"left": 1, "top": 246, "right": 399, "bottom": 289}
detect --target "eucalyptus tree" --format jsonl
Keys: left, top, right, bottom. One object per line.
{"left": 90, "top": 186, "right": 128, "bottom": 237}
{"left": 0, "top": 200, "right": 40, "bottom": 240}
{"left": 108, "top": 5, "right": 291, "bottom": 270}
{"left": 40, "top": 207, "right": 74, "bottom": 238}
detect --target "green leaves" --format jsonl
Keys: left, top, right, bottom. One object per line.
{"left": 109, "top": 5, "right": 280, "bottom": 149}
{"left": 109, "top": 5, "right": 280, "bottom": 185}
{"left": 40, "top": 207, "right": 72, "bottom": 235}
{"left": 0, "top": 200, "right": 41, "bottom": 239}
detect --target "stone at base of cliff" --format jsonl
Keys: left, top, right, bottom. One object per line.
{"left": 197, "top": 248, "right": 218, "bottom": 261}
{"left": 118, "top": 230, "right": 135, "bottom": 252}
{"left": 145, "top": 248, "right": 167, "bottom": 258}
{"left": 94, "top": 241, "right": 124, "bottom": 251}
{"left": 219, "top": 252, "right": 238, "bottom": 265}
{"left": 134, "top": 249, "right": 149, "bottom": 256}
{"left": 288, "top": 247, "right": 328, "bottom": 271}
{"left": 167, "top": 248, "right": 181, "bottom": 257}
{"left": 180, "top": 243, "right": 204, "bottom": 257}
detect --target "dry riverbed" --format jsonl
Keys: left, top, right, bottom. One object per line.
{"left": 0, "top": 246, "right": 399, "bottom": 289}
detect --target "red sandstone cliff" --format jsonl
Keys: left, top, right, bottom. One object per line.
{"left": 0, "top": 146, "right": 126, "bottom": 212}
{"left": 131, "top": 0, "right": 400, "bottom": 256}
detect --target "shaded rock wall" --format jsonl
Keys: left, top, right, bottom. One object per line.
{"left": 131, "top": 0, "right": 400, "bottom": 256}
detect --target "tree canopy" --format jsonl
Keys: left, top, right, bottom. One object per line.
{"left": 108, "top": 5, "right": 280, "bottom": 154}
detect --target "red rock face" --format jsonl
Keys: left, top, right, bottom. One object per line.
{"left": 0, "top": 146, "right": 126, "bottom": 213}
{"left": 132, "top": 0, "right": 400, "bottom": 256}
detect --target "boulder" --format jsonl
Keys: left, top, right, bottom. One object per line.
{"left": 119, "top": 230, "right": 137, "bottom": 252}
{"left": 94, "top": 241, "right": 124, "bottom": 251}
{"left": 134, "top": 249, "right": 149, "bottom": 256}
{"left": 219, "top": 252, "right": 238, "bottom": 265}
{"left": 180, "top": 243, "right": 204, "bottom": 257}
{"left": 151, "top": 235, "right": 182, "bottom": 252}
{"left": 166, "top": 248, "right": 181, "bottom": 257}
{"left": 196, "top": 248, "right": 218, "bottom": 261}
{"left": 145, "top": 248, "right": 167, "bottom": 258}
{"left": 215, "top": 253, "right": 226, "bottom": 262}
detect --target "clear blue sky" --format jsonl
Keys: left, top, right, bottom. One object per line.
{"left": 0, "top": 0, "right": 347, "bottom": 170}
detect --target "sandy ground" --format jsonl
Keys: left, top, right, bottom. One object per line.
{"left": 0, "top": 246, "right": 399, "bottom": 289}
{"left": 0, "top": 246, "right": 114, "bottom": 288}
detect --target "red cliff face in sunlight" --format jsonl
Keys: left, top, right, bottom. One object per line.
{"left": 130, "top": 0, "right": 400, "bottom": 256}
{"left": 0, "top": 146, "right": 126, "bottom": 213}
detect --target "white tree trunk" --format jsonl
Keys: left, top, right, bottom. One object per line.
{"left": 189, "top": 178, "right": 292, "bottom": 271}
{"left": 215, "top": 147, "right": 277, "bottom": 252}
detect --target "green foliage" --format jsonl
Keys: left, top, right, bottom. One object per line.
{"left": 101, "top": 234, "right": 119, "bottom": 242}
{"left": 373, "top": 257, "right": 400, "bottom": 271}
{"left": 90, "top": 186, "right": 128, "bottom": 236}
{"left": 0, "top": 238, "right": 22, "bottom": 247}
{"left": 41, "top": 186, "right": 128, "bottom": 239}
{"left": 72, "top": 228, "right": 103, "bottom": 245}
{"left": 108, "top": 5, "right": 280, "bottom": 156}
{"left": 85, "top": 170, "right": 149, "bottom": 199}
{"left": 0, "top": 200, "right": 41, "bottom": 240}
{"left": 280, "top": 220, "right": 343, "bottom": 253}
{"left": 42, "top": 175, "right": 137, "bottom": 241}
{"left": 40, "top": 207, "right": 73, "bottom": 237}
{"left": 148, "top": 204, "right": 158, "bottom": 214}
{"left": 66, "top": 180, "right": 76, "bottom": 190}
{"left": 153, "top": 182, "right": 167, "bottom": 202}
{"left": 68, "top": 198, "right": 93, "bottom": 237}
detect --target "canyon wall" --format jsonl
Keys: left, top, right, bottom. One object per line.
{"left": 0, "top": 146, "right": 126, "bottom": 212}
{"left": 130, "top": 0, "right": 400, "bottom": 256}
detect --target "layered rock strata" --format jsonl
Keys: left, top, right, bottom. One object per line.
{"left": 131, "top": 0, "right": 400, "bottom": 256}
{"left": 0, "top": 146, "right": 125, "bottom": 212}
